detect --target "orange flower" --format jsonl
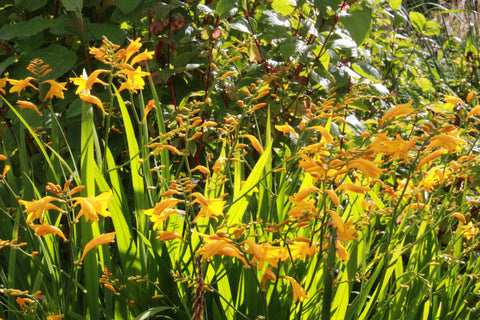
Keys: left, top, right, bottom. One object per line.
{"left": 336, "top": 183, "right": 371, "bottom": 194}
{"left": 141, "top": 99, "right": 156, "bottom": 123}
{"left": 120, "top": 38, "right": 142, "bottom": 64}
{"left": 79, "top": 93, "right": 105, "bottom": 114}
{"left": 42, "top": 80, "right": 67, "bottom": 100}
{"left": 156, "top": 231, "right": 184, "bottom": 241}
{"left": 425, "top": 134, "right": 465, "bottom": 153}
{"left": 242, "top": 134, "right": 264, "bottom": 154}
{"left": 144, "top": 198, "right": 182, "bottom": 230}
{"left": 116, "top": 66, "right": 149, "bottom": 93}
{"left": 460, "top": 222, "right": 478, "bottom": 240}
{"left": 283, "top": 276, "right": 308, "bottom": 303}
{"left": 30, "top": 224, "right": 67, "bottom": 241}
{"left": 308, "top": 125, "right": 333, "bottom": 143}
{"left": 191, "top": 192, "right": 225, "bottom": 222}
{"left": 196, "top": 234, "right": 248, "bottom": 266}
{"left": 80, "top": 232, "right": 116, "bottom": 262}
{"left": 347, "top": 158, "right": 383, "bottom": 178}
{"left": 191, "top": 165, "right": 211, "bottom": 175}
{"left": 19, "top": 196, "right": 63, "bottom": 224}
{"left": 130, "top": 49, "right": 154, "bottom": 66}
{"left": 17, "top": 100, "right": 42, "bottom": 116}
{"left": 71, "top": 190, "right": 112, "bottom": 222}
{"left": 46, "top": 313, "right": 65, "bottom": 320}
{"left": 261, "top": 267, "right": 276, "bottom": 290}
{"left": 380, "top": 100, "right": 414, "bottom": 126}
{"left": 275, "top": 123, "right": 298, "bottom": 138}
{"left": 451, "top": 212, "right": 466, "bottom": 224}
{"left": 416, "top": 148, "right": 448, "bottom": 171}
{"left": 70, "top": 69, "right": 108, "bottom": 95}
{"left": 9, "top": 77, "right": 37, "bottom": 95}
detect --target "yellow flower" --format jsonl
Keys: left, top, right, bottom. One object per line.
{"left": 460, "top": 222, "right": 478, "bottom": 240}
{"left": 30, "top": 224, "right": 67, "bottom": 241}
{"left": 261, "top": 267, "right": 276, "bottom": 291}
{"left": 79, "top": 93, "right": 105, "bottom": 114}
{"left": 144, "top": 198, "right": 182, "bottom": 230}
{"left": 367, "top": 134, "right": 419, "bottom": 161}
{"left": 191, "top": 192, "right": 225, "bottom": 222}
{"left": 444, "top": 95, "right": 465, "bottom": 106}
{"left": 283, "top": 276, "right": 308, "bottom": 303}
{"left": 8, "top": 77, "right": 38, "bottom": 95}
{"left": 336, "top": 242, "right": 349, "bottom": 261}
{"left": 120, "top": 38, "right": 142, "bottom": 64}
{"left": 196, "top": 234, "right": 248, "bottom": 266}
{"left": 347, "top": 158, "right": 383, "bottom": 178}
{"left": 69, "top": 69, "right": 108, "bottom": 95}
{"left": 380, "top": 100, "right": 414, "bottom": 126}
{"left": 71, "top": 190, "right": 112, "bottom": 222}
{"left": 308, "top": 125, "right": 334, "bottom": 143}
{"left": 141, "top": 99, "right": 156, "bottom": 123}
{"left": 80, "top": 232, "right": 116, "bottom": 262}
{"left": 289, "top": 241, "right": 316, "bottom": 262}
{"left": 275, "top": 123, "right": 298, "bottom": 138}
{"left": 327, "top": 210, "right": 357, "bottom": 242}
{"left": 129, "top": 49, "right": 154, "bottom": 66}
{"left": 336, "top": 183, "right": 371, "bottom": 194}
{"left": 425, "top": 133, "right": 465, "bottom": 153}
{"left": 17, "top": 100, "right": 42, "bottom": 116}
{"left": 0, "top": 77, "right": 7, "bottom": 95}
{"left": 248, "top": 242, "right": 289, "bottom": 268}
{"left": 116, "top": 66, "right": 149, "bottom": 93}
{"left": 19, "top": 196, "right": 63, "bottom": 224}
{"left": 416, "top": 148, "right": 448, "bottom": 172}
{"left": 156, "top": 231, "right": 184, "bottom": 241}
{"left": 451, "top": 212, "right": 466, "bottom": 224}
{"left": 242, "top": 134, "right": 264, "bottom": 154}
{"left": 42, "top": 80, "right": 67, "bottom": 100}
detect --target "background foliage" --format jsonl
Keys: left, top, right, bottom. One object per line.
{"left": 1, "top": 0, "right": 480, "bottom": 319}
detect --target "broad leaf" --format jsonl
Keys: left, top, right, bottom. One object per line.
{"left": 114, "top": 0, "right": 142, "bottom": 15}
{"left": 389, "top": 0, "right": 401, "bottom": 10}
{"left": 410, "top": 11, "right": 426, "bottom": 33}
{"left": 340, "top": 5, "right": 373, "bottom": 45}
{"left": 60, "top": 0, "right": 83, "bottom": 12}
{"left": 0, "top": 16, "right": 61, "bottom": 40}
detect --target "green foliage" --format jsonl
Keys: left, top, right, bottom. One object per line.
{"left": 1, "top": 0, "right": 480, "bottom": 319}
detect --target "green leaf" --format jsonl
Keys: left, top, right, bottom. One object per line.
{"left": 0, "top": 16, "right": 61, "bottom": 40}
{"left": 88, "top": 23, "right": 125, "bottom": 45}
{"left": 340, "top": 5, "right": 373, "bottom": 45}
{"left": 60, "top": 0, "right": 83, "bottom": 11}
{"left": 227, "top": 141, "right": 272, "bottom": 224}
{"left": 0, "top": 56, "right": 18, "bottom": 76}
{"left": 370, "top": 83, "right": 389, "bottom": 96}
{"left": 352, "top": 61, "right": 381, "bottom": 81}
{"left": 415, "top": 77, "right": 434, "bottom": 93}
{"left": 230, "top": 18, "right": 251, "bottom": 34}
{"left": 388, "top": 0, "right": 401, "bottom": 10}
{"left": 15, "top": 0, "right": 47, "bottom": 11}
{"left": 271, "top": 0, "right": 295, "bottom": 16}
{"left": 217, "top": 0, "right": 239, "bottom": 19}
{"left": 424, "top": 20, "right": 441, "bottom": 36}
{"left": 409, "top": 11, "right": 426, "bottom": 33}
{"left": 114, "top": 0, "right": 142, "bottom": 15}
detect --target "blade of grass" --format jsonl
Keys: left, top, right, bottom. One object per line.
{"left": 227, "top": 141, "right": 272, "bottom": 224}
{"left": 80, "top": 100, "right": 101, "bottom": 320}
